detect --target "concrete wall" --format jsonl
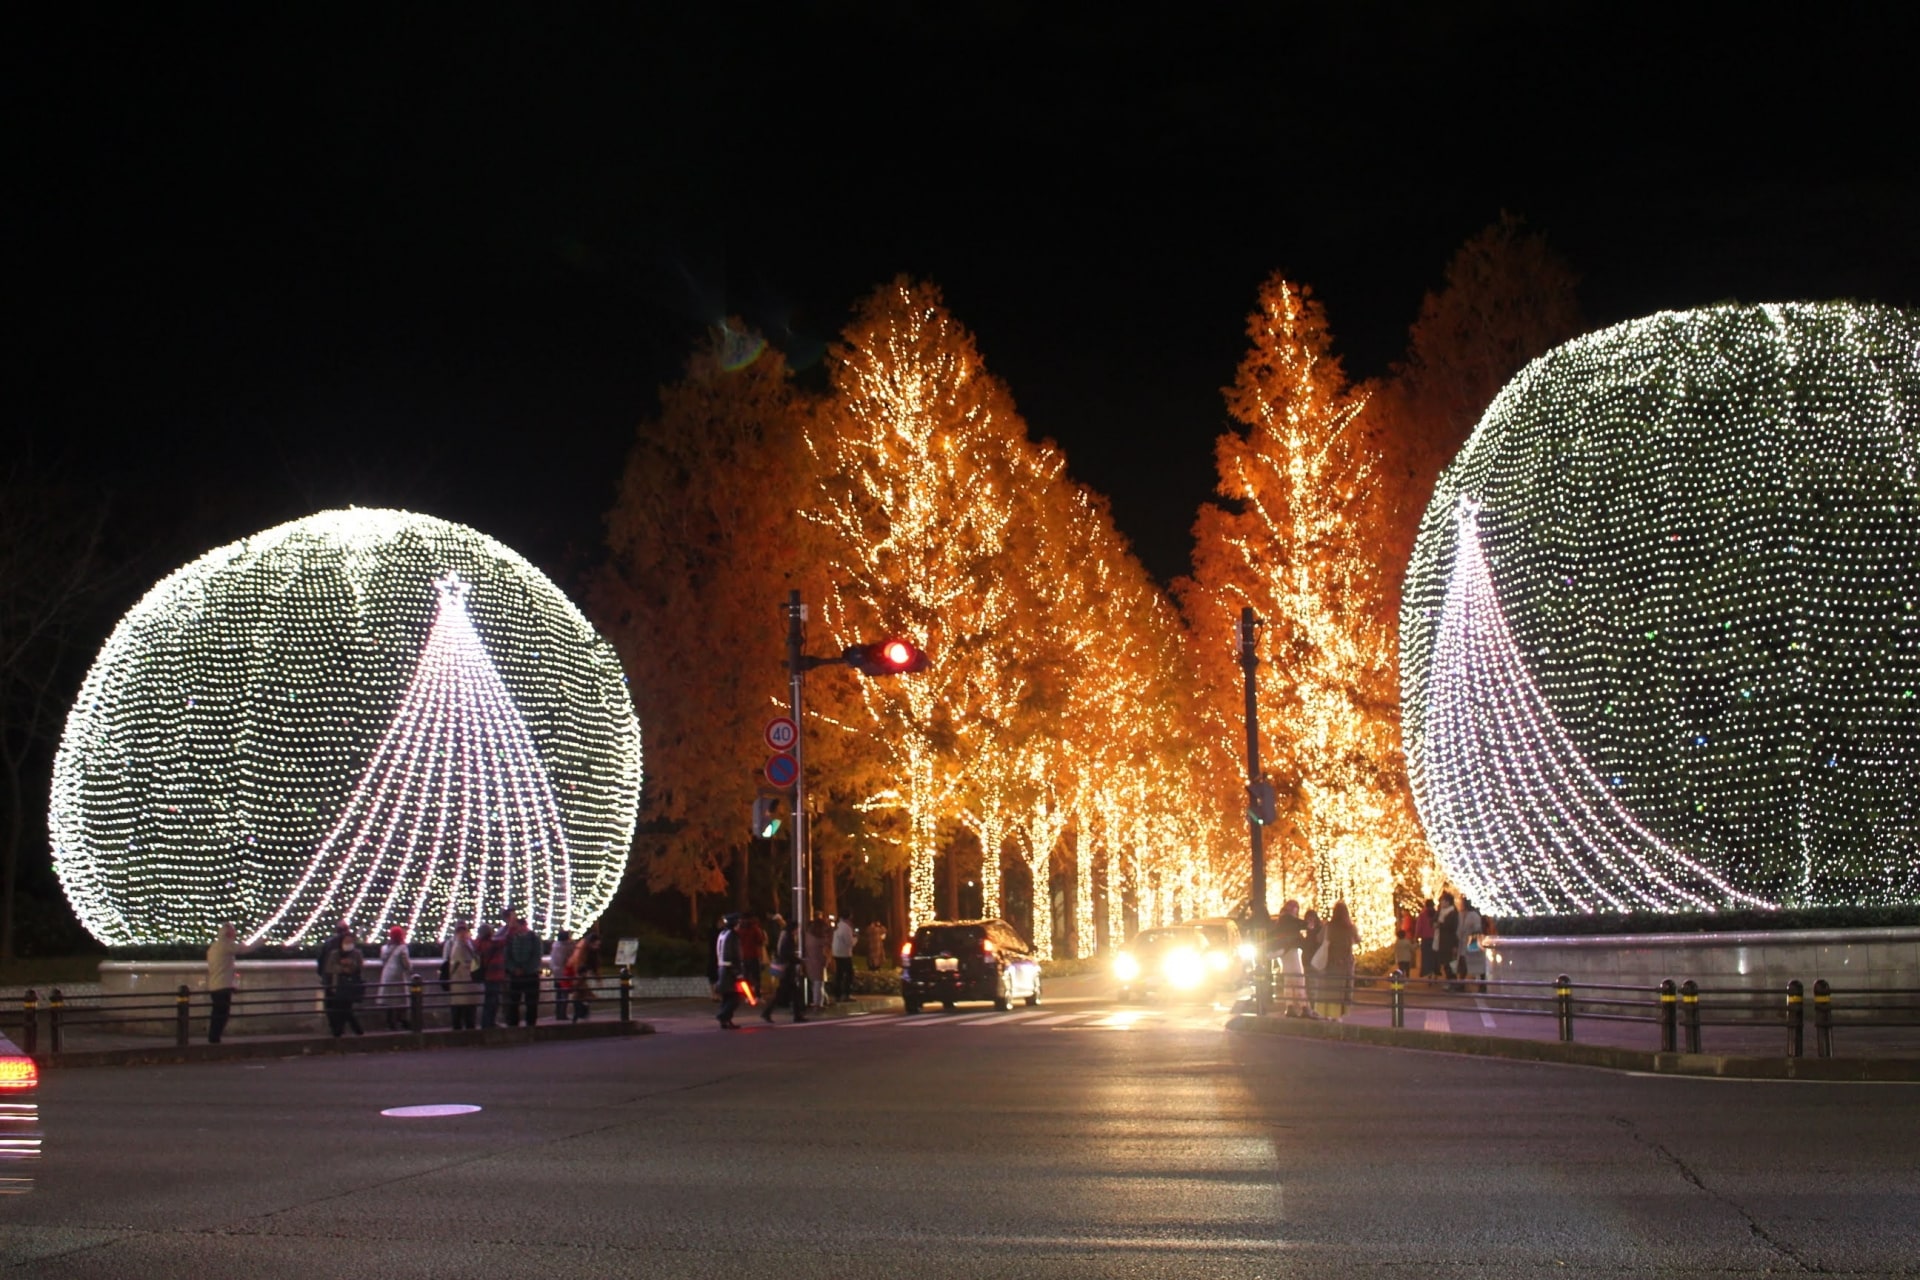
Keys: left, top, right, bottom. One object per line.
{"left": 1486, "top": 927, "right": 1920, "bottom": 995}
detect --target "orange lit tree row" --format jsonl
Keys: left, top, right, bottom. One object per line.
{"left": 600, "top": 220, "right": 1584, "bottom": 951}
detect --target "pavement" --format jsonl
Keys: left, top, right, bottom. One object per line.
{"left": 8, "top": 972, "right": 1920, "bottom": 1277}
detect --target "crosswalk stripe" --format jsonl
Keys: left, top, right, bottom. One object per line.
{"left": 1424, "top": 1010, "right": 1451, "bottom": 1033}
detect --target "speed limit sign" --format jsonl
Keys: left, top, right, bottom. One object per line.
{"left": 764, "top": 716, "right": 798, "bottom": 752}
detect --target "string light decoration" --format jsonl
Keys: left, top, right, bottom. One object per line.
{"left": 50, "top": 508, "right": 641, "bottom": 946}
{"left": 1402, "top": 303, "right": 1920, "bottom": 915}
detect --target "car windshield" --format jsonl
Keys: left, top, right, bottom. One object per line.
{"left": 1195, "top": 925, "right": 1234, "bottom": 950}
{"left": 915, "top": 925, "right": 985, "bottom": 953}
{"left": 1130, "top": 928, "right": 1206, "bottom": 952}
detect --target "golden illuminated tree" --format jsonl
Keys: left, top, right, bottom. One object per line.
{"left": 595, "top": 326, "right": 825, "bottom": 924}
{"left": 1180, "top": 276, "right": 1422, "bottom": 944}
{"left": 805, "top": 279, "right": 1033, "bottom": 935}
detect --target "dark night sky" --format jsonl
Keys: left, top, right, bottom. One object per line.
{"left": 13, "top": 4, "right": 1920, "bottom": 593}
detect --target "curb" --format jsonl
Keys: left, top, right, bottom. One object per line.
{"left": 34, "top": 1018, "right": 652, "bottom": 1069}
{"left": 1227, "top": 1014, "right": 1920, "bottom": 1081}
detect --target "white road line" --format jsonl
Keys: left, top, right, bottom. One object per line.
{"left": 1025, "top": 1012, "right": 1087, "bottom": 1026}
{"left": 1424, "top": 1010, "right": 1452, "bottom": 1033}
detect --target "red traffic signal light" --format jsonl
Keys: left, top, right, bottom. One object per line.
{"left": 843, "top": 637, "right": 931, "bottom": 677}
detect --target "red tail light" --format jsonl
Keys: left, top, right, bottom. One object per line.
{"left": 981, "top": 939, "right": 995, "bottom": 954}
{"left": 900, "top": 943, "right": 913, "bottom": 962}
{"left": 0, "top": 1058, "right": 36, "bottom": 1090}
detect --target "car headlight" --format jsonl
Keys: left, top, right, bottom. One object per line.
{"left": 1208, "top": 950, "right": 1230, "bottom": 972}
{"left": 1164, "top": 947, "right": 1205, "bottom": 989}
{"left": 1237, "top": 942, "right": 1256, "bottom": 964}
{"left": 1115, "top": 953, "right": 1141, "bottom": 983}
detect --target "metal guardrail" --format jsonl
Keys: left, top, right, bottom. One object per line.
{"left": 1344, "top": 969, "right": 1920, "bottom": 1059}
{"left": 5, "top": 969, "right": 638, "bottom": 1056}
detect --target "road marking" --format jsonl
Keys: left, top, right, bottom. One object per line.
{"left": 1025, "top": 1012, "right": 1086, "bottom": 1026}
{"left": 381, "top": 1104, "right": 481, "bottom": 1118}
{"left": 1423, "top": 1010, "right": 1451, "bottom": 1033}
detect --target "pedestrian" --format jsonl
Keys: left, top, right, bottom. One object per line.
{"left": 502, "top": 911, "right": 543, "bottom": 1026}
{"left": 446, "top": 921, "right": 481, "bottom": 1031}
{"left": 714, "top": 913, "right": 743, "bottom": 1030}
{"left": 567, "top": 928, "right": 600, "bottom": 1022}
{"left": 205, "top": 922, "right": 258, "bottom": 1044}
{"left": 831, "top": 913, "right": 856, "bottom": 1002}
{"left": 1271, "top": 900, "right": 1308, "bottom": 1016}
{"left": 1414, "top": 898, "right": 1437, "bottom": 978}
{"left": 1458, "top": 898, "right": 1488, "bottom": 993}
{"left": 737, "top": 913, "right": 767, "bottom": 999}
{"left": 1435, "top": 892, "right": 1460, "bottom": 982}
{"left": 1393, "top": 924, "right": 1416, "bottom": 978}
{"left": 324, "top": 928, "right": 367, "bottom": 1037}
{"left": 1301, "top": 908, "right": 1325, "bottom": 1017}
{"left": 550, "top": 930, "right": 573, "bottom": 1020}
{"left": 379, "top": 925, "right": 413, "bottom": 1030}
{"left": 864, "top": 918, "right": 889, "bottom": 971}
{"left": 761, "top": 914, "right": 807, "bottom": 1023}
{"left": 1314, "top": 901, "right": 1360, "bottom": 1020}
{"left": 477, "top": 922, "right": 506, "bottom": 1029}
{"left": 803, "top": 915, "right": 830, "bottom": 1008}
{"left": 316, "top": 920, "right": 348, "bottom": 990}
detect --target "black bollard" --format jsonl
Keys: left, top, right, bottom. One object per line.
{"left": 619, "top": 966, "right": 632, "bottom": 1026}
{"left": 49, "top": 988, "right": 66, "bottom": 1055}
{"left": 1813, "top": 979, "right": 1832, "bottom": 1058}
{"left": 1555, "top": 974, "right": 1573, "bottom": 1043}
{"left": 409, "top": 974, "right": 426, "bottom": 1040}
{"left": 1681, "top": 979, "right": 1701, "bottom": 1053}
{"left": 1390, "top": 967, "right": 1406, "bottom": 1029}
{"left": 1786, "top": 979, "right": 1804, "bottom": 1058}
{"left": 175, "top": 984, "right": 190, "bottom": 1049}
{"left": 21, "top": 990, "right": 37, "bottom": 1057}
{"left": 1659, "top": 978, "right": 1677, "bottom": 1053}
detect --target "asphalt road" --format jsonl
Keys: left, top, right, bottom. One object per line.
{"left": 6, "top": 976, "right": 1919, "bottom": 1278}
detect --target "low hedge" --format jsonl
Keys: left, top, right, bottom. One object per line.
{"left": 1495, "top": 905, "right": 1920, "bottom": 938}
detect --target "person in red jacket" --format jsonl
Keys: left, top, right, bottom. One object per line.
{"left": 477, "top": 922, "right": 507, "bottom": 1029}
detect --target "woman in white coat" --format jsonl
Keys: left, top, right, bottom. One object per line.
{"left": 379, "top": 925, "right": 413, "bottom": 1031}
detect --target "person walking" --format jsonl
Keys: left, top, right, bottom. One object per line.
{"left": 1271, "top": 900, "right": 1308, "bottom": 1016}
{"left": 446, "top": 921, "right": 481, "bottom": 1031}
{"left": 1301, "top": 908, "right": 1326, "bottom": 1017}
{"left": 714, "top": 913, "right": 743, "bottom": 1030}
{"left": 379, "top": 925, "right": 413, "bottom": 1031}
{"left": 324, "top": 929, "right": 367, "bottom": 1037}
{"left": 502, "top": 911, "right": 543, "bottom": 1027}
{"left": 1414, "top": 898, "right": 1437, "bottom": 978}
{"left": 864, "top": 919, "right": 889, "bottom": 971}
{"left": 803, "top": 915, "right": 830, "bottom": 1009}
{"left": 831, "top": 913, "right": 856, "bottom": 1003}
{"left": 1313, "top": 900, "right": 1360, "bottom": 1020}
{"left": 567, "top": 929, "right": 600, "bottom": 1022}
{"left": 549, "top": 930, "right": 574, "bottom": 1020}
{"left": 205, "top": 923, "right": 258, "bottom": 1044}
{"left": 761, "top": 914, "right": 807, "bottom": 1023}
{"left": 1435, "top": 892, "right": 1460, "bottom": 983}
{"left": 737, "top": 914, "right": 767, "bottom": 1000}
{"left": 477, "top": 922, "right": 506, "bottom": 1029}
{"left": 1458, "top": 898, "right": 1487, "bottom": 993}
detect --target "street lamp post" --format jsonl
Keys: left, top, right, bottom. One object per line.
{"left": 1238, "top": 606, "right": 1272, "bottom": 1014}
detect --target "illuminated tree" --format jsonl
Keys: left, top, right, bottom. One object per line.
{"left": 806, "top": 279, "right": 1031, "bottom": 935}
{"left": 1181, "top": 275, "right": 1421, "bottom": 943}
{"left": 597, "top": 327, "right": 826, "bottom": 923}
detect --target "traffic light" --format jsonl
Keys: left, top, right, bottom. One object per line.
{"left": 1248, "top": 780, "right": 1278, "bottom": 826}
{"left": 752, "top": 794, "right": 787, "bottom": 839}
{"left": 843, "top": 637, "right": 931, "bottom": 676}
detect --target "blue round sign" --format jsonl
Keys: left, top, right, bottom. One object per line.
{"left": 764, "top": 752, "right": 798, "bottom": 788}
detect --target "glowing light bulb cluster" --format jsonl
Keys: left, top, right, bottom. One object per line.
{"left": 50, "top": 509, "right": 642, "bottom": 946}
{"left": 1402, "top": 303, "right": 1920, "bottom": 914}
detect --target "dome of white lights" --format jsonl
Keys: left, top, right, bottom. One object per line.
{"left": 50, "top": 508, "right": 642, "bottom": 946}
{"left": 1401, "top": 303, "right": 1920, "bottom": 916}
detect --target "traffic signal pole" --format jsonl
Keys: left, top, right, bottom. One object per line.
{"left": 1239, "top": 606, "right": 1271, "bottom": 1014}
{"left": 784, "top": 590, "right": 812, "bottom": 941}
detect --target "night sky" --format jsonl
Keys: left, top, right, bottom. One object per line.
{"left": 15, "top": 5, "right": 1919, "bottom": 592}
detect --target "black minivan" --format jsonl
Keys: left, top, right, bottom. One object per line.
{"left": 900, "top": 918, "right": 1043, "bottom": 1013}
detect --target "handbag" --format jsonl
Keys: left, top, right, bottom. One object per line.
{"left": 1308, "top": 939, "right": 1328, "bottom": 971}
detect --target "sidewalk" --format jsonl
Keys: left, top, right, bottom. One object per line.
{"left": 1232, "top": 990, "right": 1920, "bottom": 1081}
